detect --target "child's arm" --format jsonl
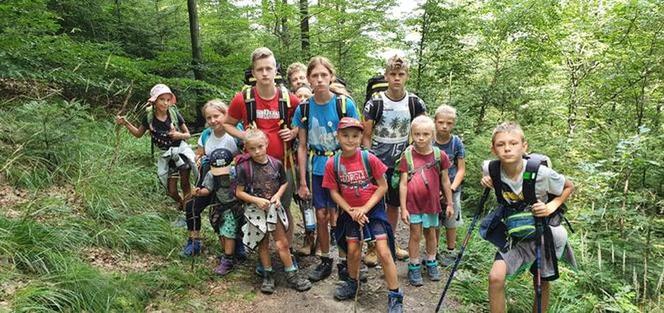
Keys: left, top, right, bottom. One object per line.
{"left": 451, "top": 158, "right": 466, "bottom": 192}
{"left": 533, "top": 178, "right": 574, "bottom": 217}
{"left": 330, "top": 189, "right": 368, "bottom": 224}
{"left": 236, "top": 185, "right": 271, "bottom": 210}
{"left": 116, "top": 115, "right": 147, "bottom": 138}
{"left": 399, "top": 171, "right": 410, "bottom": 224}
{"left": 168, "top": 123, "right": 191, "bottom": 141}
{"left": 270, "top": 182, "right": 288, "bottom": 205}
{"left": 359, "top": 175, "right": 388, "bottom": 215}
{"left": 222, "top": 115, "right": 246, "bottom": 141}
{"left": 194, "top": 146, "right": 205, "bottom": 166}
{"left": 441, "top": 169, "right": 454, "bottom": 219}
{"left": 192, "top": 186, "right": 211, "bottom": 197}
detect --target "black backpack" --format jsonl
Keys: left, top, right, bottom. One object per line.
{"left": 299, "top": 94, "right": 350, "bottom": 132}
{"left": 364, "top": 74, "right": 389, "bottom": 105}
{"left": 242, "top": 85, "right": 292, "bottom": 130}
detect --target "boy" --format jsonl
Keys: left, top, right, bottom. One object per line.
{"left": 287, "top": 62, "right": 308, "bottom": 92}
{"left": 322, "top": 117, "right": 403, "bottom": 313}
{"left": 362, "top": 55, "right": 426, "bottom": 264}
{"left": 480, "top": 122, "right": 575, "bottom": 313}
{"left": 398, "top": 116, "right": 454, "bottom": 286}
{"left": 235, "top": 129, "right": 311, "bottom": 294}
{"left": 432, "top": 105, "right": 466, "bottom": 266}
{"left": 190, "top": 148, "right": 242, "bottom": 275}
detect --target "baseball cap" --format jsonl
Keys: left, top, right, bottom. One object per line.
{"left": 148, "top": 84, "right": 177, "bottom": 104}
{"left": 209, "top": 148, "right": 234, "bottom": 176}
{"left": 337, "top": 117, "right": 364, "bottom": 131}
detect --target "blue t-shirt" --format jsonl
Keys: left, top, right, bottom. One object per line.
{"left": 292, "top": 94, "right": 359, "bottom": 175}
{"left": 433, "top": 135, "right": 465, "bottom": 189}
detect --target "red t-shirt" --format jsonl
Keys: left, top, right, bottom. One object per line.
{"left": 322, "top": 149, "right": 387, "bottom": 207}
{"left": 398, "top": 148, "right": 451, "bottom": 215}
{"left": 227, "top": 88, "right": 300, "bottom": 165}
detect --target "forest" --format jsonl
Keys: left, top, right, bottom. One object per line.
{"left": 0, "top": 0, "right": 662, "bottom": 312}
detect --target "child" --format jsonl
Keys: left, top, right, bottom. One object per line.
{"left": 190, "top": 148, "right": 242, "bottom": 275}
{"left": 480, "top": 122, "right": 575, "bottom": 313}
{"left": 115, "top": 84, "right": 196, "bottom": 210}
{"left": 294, "top": 85, "right": 313, "bottom": 103}
{"left": 322, "top": 117, "right": 403, "bottom": 313}
{"left": 398, "top": 115, "right": 454, "bottom": 286}
{"left": 181, "top": 99, "right": 240, "bottom": 257}
{"left": 432, "top": 105, "right": 466, "bottom": 266}
{"left": 235, "top": 129, "right": 311, "bottom": 294}
{"left": 287, "top": 62, "right": 309, "bottom": 92}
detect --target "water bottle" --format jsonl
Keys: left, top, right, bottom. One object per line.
{"left": 302, "top": 200, "right": 316, "bottom": 232}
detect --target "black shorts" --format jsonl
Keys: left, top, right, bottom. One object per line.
{"left": 384, "top": 168, "right": 400, "bottom": 207}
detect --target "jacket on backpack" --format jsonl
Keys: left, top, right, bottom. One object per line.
{"left": 156, "top": 141, "right": 198, "bottom": 189}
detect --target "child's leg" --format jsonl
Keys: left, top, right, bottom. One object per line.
{"left": 408, "top": 223, "right": 422, "bottom": 262}
{"left": 167, "top": 177, "right": 182, "bottom": 205}
{"left": 423, "top": 227, "right": 437, "bottom": 260}
{"left": 316, "top": 208, "right": 330, "bottom": 254}
{"left": 223, "top": 237, "right": 235, "bottom": 256}
{"left": 258, "top": 237, "right": 271, "bottom": 269}
{"left": 179, "top": 168, "right": 191, "bottom": 199}
{"left": 532, "top": 280, "right": 550, "bottom": 313}
{"left": 274, "top": 219, "right": 294, "bottom": 268}
{"left": 375, "top": 239, "right": 399, "bottom": 290}
{"left": 488, "top": 259, "right": 507, "bottom": 313}
{"left": 445, "top": 228, "right": 457, "bottom": 250}
{"left": 346, "top": 240, "right": 361, "bottom": 280}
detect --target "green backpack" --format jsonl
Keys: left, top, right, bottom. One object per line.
{"left": 390, "top": 146, "right": 443, "bottom": 189}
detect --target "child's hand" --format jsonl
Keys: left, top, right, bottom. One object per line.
{"left": 269, "top": 194, "right": 280, "bottom": 204}
{"left": 297, "top": 185, "right": 311, "bottom": 199}
{"left": 278, "top": 128, "right": 295, "bottom": 142}
{"left": 167, "top": 125, "right": 180, "bottom": 140}
{"left": 480, "top": 175, "right": 493, "bottom": 188}
{"left": 115, "top": 115, "right": 127, "bottom": 125}
{"left": 532, "top": 200, "right": 554, "bottom": 217}
{"left": 400, "top": 209, "right": 410, "bottom": 225}
{"left": 446, "top": 204, "right": 454, "bottom": 220}
{"left": 192, "top": 187, "right": 201, "bottom": 197}
{"left": 256, "top": 198, "right": 271, "bottom": 210}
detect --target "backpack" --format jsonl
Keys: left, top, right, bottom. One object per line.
{"left": 367, "top": 92, "right": 425, "bottom": 128}
{"left": 332, "top": 149, "right": 374, "bottom": 195}
{"left": 229, "top": 153, "right": 279, "bottom": 198}
{"left": 364, "top": 74, "right": 389, "bottom": 105}
{"left": 243, "top": 85, "right": 292, "bottom": 130}
{"left": 390, "top": 146, "right": 443, "bottom": 189}
{"left": 145, "top": 103, "right": 182, "bottom": 157}
{"left": 242, "top": 65, "right": 286, "bottom": 88}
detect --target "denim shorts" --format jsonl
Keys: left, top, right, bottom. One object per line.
{"left": 310, "top": 174, "right": 336, "bottom": 210}
{"left": 344, "top": 201, "right": 388, "bottom": 242}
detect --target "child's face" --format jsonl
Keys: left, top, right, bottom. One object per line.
{"left": 386, "top": 69, "right": 408, "bottom": 94}
{"left": 155, "top": 93, "right": 173, "bottom": 112}
{"left": 491, "top": 131, "right": 527, "bottom": 164}
{"left": 411, "top": 124, "right": 434, "bottom": 149}
{"left": 295, "top": 88, "right": 313, "bottom": 102}
{"left": 435, "top": 114, "right": 456, "bottom": 136}
{"left": 308, "top": 64, "right": 333, "bottom": 94}
{"left": 205, "top": 107, "right": 225, "bottom": 129}
{"left": 245, "top": 138, "right": 268, "bottom": 162}
{"left": 337, "top": 128, "right": 362, "bottom": 152}
{"left": 289, "top": 70, "right": 307, "bottom": 91}
{"left": 252, "top": 56, "right": 277, "bottom": 87}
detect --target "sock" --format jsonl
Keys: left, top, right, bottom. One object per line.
{"left": 285, "top": 265, "right": 297, "bottom": 272}
{"left": 320, "top": 252, "right": 330, "bottom": 258}
{"left": 338, "top": 257, "right": 347, "bottom": 262}
{"left": 447, "top": 247, "right": 455, "bottom": 252}
{"left": 264, "top": 266, "right": 273, "bottom": 272}
{"left": 410, "top": 258, "right": 420, "bottom": 265}
{"left": 427, "top": 255, "right": 436, "bottom": 261}
{"left": 224, "top": 253, "right": 233, "bottom": 259}
{"left": 389, "top": 288, "right": 399, "bottom": 293}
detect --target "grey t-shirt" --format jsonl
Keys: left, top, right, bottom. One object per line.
{"left": 363, "top": 92, "right": 426, "bottom": 168}
{"left": 482, "top": 159, "right": 565, "bottom": 203}
{"left": 202, "top": 172, "right": 235, "bottom": 204}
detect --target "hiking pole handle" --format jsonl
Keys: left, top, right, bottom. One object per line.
{"left": 435, "top": 188, "right": 490, "bottom": 313}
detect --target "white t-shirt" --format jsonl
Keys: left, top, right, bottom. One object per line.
{"left": 198, "top": 130, "right": 238, "bottom": 157}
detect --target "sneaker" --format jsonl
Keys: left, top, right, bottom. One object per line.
{"left": 172, "top": 215, "right": 187, "bottom": 228}
{"left": 438, "top": 249, "right": 458, "bottom": 267}
{"left": 363, "top": 245, "right": 379, "bottom": 267}
{"left": 337, "top": 261, "right": 367, "bottom": 282}
{"left": 334, "top": 279, "right": 358, "bottom": 300}
{"left": 214, "top": 256, "right": 234, "bottom": 276}
{"left": 286, "top": 270, "right": 312, "bottom": 291}
{"left": 260, "top": 271, "right": 275, "bottom": 294}
{"left": 180, "top": 238, "right": 201, "bottom": 257}
{"left": 425, "top": 260, "right": 441, "bottom": 281}
{"left": 330, "top": 228, "right": 337, "bottom": 246}
{"left": 387, "top": 289, "right": 404, "bottom": 313}
{"left": 255, "top": 264, "right": 265, "bottom": 277}
{"left": 407, "top": 263, "right": 424, "bottom": 286}
{"left": 234, "top": 243, "right": 247, "bottom": 263}
{"left": 308, "top": 257, "right": 333, "bottom": 282}
{"left": 395, "top": 246, "right": 409, "bottom": 261}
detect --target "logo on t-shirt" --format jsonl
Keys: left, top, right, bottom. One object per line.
{"left": 256, "top": 109, "right": 280, "bottom": 120}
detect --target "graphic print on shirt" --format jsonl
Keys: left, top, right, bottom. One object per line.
{"left": 255, "top": 109, "right": 280, "bottom": 120}
{"left": 337, "top": 162, "right": 370, "bottom": 197}
{"left": 309, "top": 117, "right": 338, "bottom": 153}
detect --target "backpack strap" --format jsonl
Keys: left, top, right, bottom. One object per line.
{"left": 522, "top": 158, "right": 540, "bottom": 205}
{"left": 488, "top": 160, "right": 507, "bottom": 206}
{"left": 360, "top": 149, "right": 372, "bottom": 178}
{"left": 335, "top": 94, "right": 347, "bottom": 120}
{"left": 244, "top": 87, "right": 257, "bottom": 129}
{"left": 369, "top": 92, "right": 384, "bottom": 127}
{"left": 167, "top": 106, "right": 180, "bottom": 131}
{"left": 433, "top": 146, "right": 442, "bottom": 172}
{"left": 301, "top": 100, "right": 310, "bottom": 131}
{"left": 278, "top": 86, "right": 291, "bottom": 128}
{"left": 407, "top": 94, "right": 425, "bottom": 122}
{"left": 200, "top": 128, "right": 212, "bottom": 146}
{"left": 404, "top": 147, "right": 415, "bottom": 176}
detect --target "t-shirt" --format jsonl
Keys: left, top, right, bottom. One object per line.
{"left": 141, "top": 111, "right": 185, "bottom": 150}
{"left": 433, "top": 135, "right": 465, "bottom": 189}
{"left": 292, "top": 94, "right": 360, "bottom": 175}
{"left": 236, "top": 157, "right": 287, "bottom": 199}
{"left": 202, "top": 172, "right": 235, "bottom": 204}
{"left": 227, "top": 87, "right": 300, "bottom": 165}
{"left": 321, "top": 149, "right": 387, "bottom": 207}
{"left": 363, "top": 92, "right": 426, "bottom": 168}
{"left": 481, "top": 159, "right": 565, "bottom": 204}
{"left": 197, "top": 130, "right": 238, "bottom": 157}
{"left": 398, "top": 148, "right": 451, "bottom": 215}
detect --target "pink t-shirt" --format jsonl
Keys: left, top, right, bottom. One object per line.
{"left": 398, "top": 147, "right": 451, "bottom": 215}
{"left": 322, "top": 149, "right": 387, "bottom": 207}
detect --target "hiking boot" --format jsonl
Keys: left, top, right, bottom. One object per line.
{"left": 260, "top": 271, "right": 275, "bottom": 294}
{"left": 425, "top": 260, "right": 441, "bottom": 281}
{"left": 438, "top": 249, "right": 458, "bottom": 267}
{"left": 363, "top": 245, "right": 378, "bottom": 267}
{"left": 255, "top": 264, "right": 265, "bottom": 277}
{"left": 407, "top": 263, "right": 424, "bottom": 286}
{"left": 395, "top": 246, "right": 409, "bottom": 261}
{"left": 214, "top": 256, "right": 234, "bottom": 276}
{"left": 334, "top": 279, "right": 358, "bottom": 300}
{"left": 234, "top": 243, "right": 247, "bottom": 263}
{"left": 286, "top": 270, "right": 312, "bottom": 291}
{"left": 180, "top": 238, "right": 201, "bottom": 257}
{"left": 308, "top": 257, "right": 333, "bottom": 282}
{"left": 387, "top": 289, "right": 404, "bottom": 313}
{"left": 337, "top": 261, "right": 367, "bottom": 282}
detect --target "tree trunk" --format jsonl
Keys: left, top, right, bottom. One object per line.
{"left": 415, "top": 2, "right": 429, "bottom": 93}
{"left": 187, "top": 0, "right": 204, "bottom": 81}
{"left": 299, "top": 0, "right": 310, "bottom": 58}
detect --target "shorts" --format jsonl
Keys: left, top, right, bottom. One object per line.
{"left": 310, "top": 174, "right": 336, "bottom": 210}
{"left": 209, "top": 202, "right": 243, "bottom": 238}
{"left": 409, "top": 213, "right": 440, "bottom": 229}
{"left": 440, "top": 191, "right": 463, "bottom": 229}
{"left": 344, "top": 201, "right": 388, "bottom": 242}
{"left": 384, "top": 168, "right": 400, "bottom": 207}
{"left": 218, "top": 210, "right": 238, "bottom": 239}
{"left": 493, "top": 225, "right": 568, "bottom": 281}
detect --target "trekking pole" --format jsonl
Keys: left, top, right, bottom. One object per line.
{"left": 535, "top": 217, "right": 543, "bottom": 313}
{"left": 354, "top": 222, "right": 364, "bottom": 313}
{"left": 190, "top": 195, "right": 197, "bottom": 272}
{"left": 435, "top": 188, "right": 490, "bottom": 312}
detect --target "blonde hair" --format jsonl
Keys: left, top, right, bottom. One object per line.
{"left": 250, "top": 47, "right": 276, "bottom": 68}
{"left": 491, "top": 122, "right": 526, "bottom": 145}
{"left": 411, "top": 115, "right": 435, "bottom": 134}
{"left": 307, "top": 56, "right": 337, "bottom": 79}
{"left": 287, "top": 62, "right": 307, "bottom": 82}
{"left": 330, "top": 82, "right": 350, "bottom": 97}
{"left": 202, "top": 99, "right": 228, "bottom": 116}
{"left": 434, "top": 104, "right": 457, "bottom": 120}
{"left": 244, "top": 128, "right": 268, "bottom": 145}
{"left": 385, "top": 54, "right": 410, "bottom": 74}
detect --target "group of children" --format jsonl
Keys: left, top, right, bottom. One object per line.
{"left": 116, "top": 46, "right": 574, "bottom": 313}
